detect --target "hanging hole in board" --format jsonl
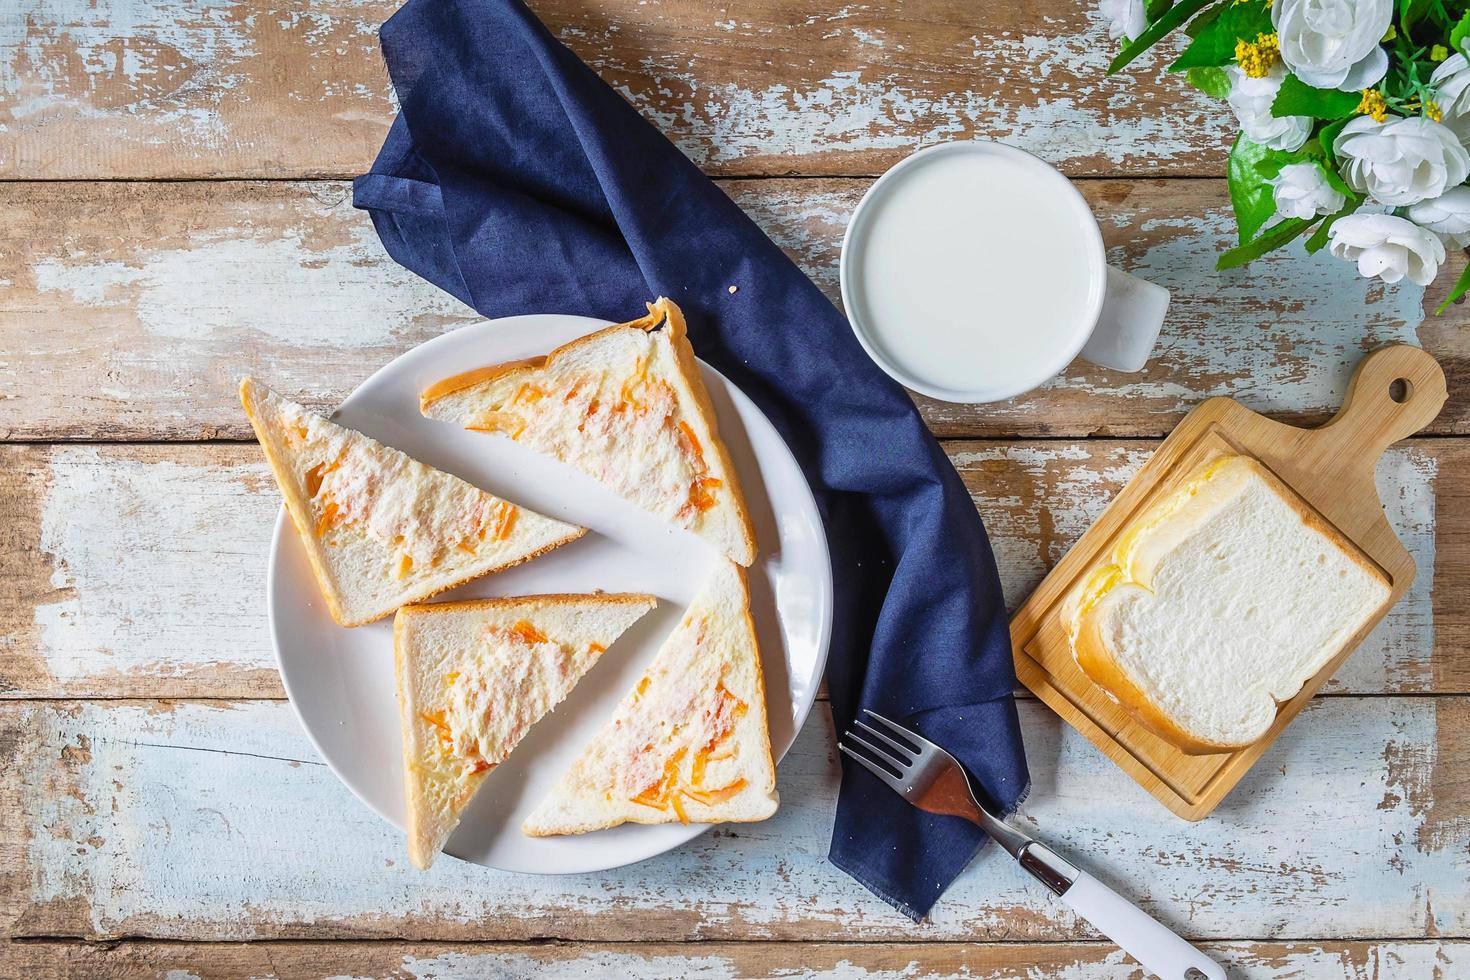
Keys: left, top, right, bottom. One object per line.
{"left": 1388, "top": 377, "right": 1412, "bottom": 404}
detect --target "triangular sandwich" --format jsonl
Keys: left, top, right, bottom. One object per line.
{"left": 419, "top": 298, "right": 757, "bottom": 566}
{"left": 241, "top": 377, "right": 585, "bottom": 626}
{"left": 522, "top": 560, "right": 777, "bottom": 836}
{"left": 395, "top": 592, "right": 657, "bottom": 868}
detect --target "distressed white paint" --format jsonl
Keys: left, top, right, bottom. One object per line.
{"left": 31, "top": 200, "right": 473, "bottom": 348}
{"left": 20, "top": 698, "right": 1467, "bottom": 941}
{"left": 0, "top": 0, "right": 390, "bottom": 149}
{"left": 16, "top": 442, "right": 1440, "bottom": 694}
{"left": 956, "top": 443, "right": 1440, "bottom": 693}
{"left": 33, "top": 447, "right": 279, "bottom": 684}
{"left": 378, "top": 942, "right": 1468, "bottom": 980}
{"left": 1082, "top": 212, "right": 1426, "bottom": 415}
{"left": 616, "top": 18, "right": 1228, "bottom": 169}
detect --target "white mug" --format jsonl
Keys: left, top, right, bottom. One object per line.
{"left": 839, "top": 140, "right": 1170, "bottom": 404}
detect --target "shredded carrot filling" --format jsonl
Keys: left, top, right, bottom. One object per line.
{"left": 469, "top": 759, "right": 493, "bottom": 775}
{"left": 677, "top": 420, "right": 704, "bottom": 461}
{"left": 493, "top": 503, "right": 518, "bottom": 540}
{"left": 395, "top": 554, "right": 413, "bottom": 579}
{"left": 513, "top": 382, "right": 545, "bottom": 405}
{"left": 305, "top": 461, "right": 334, "bottom": 498}
{"left": 314, "top": 500, "right": 343, "bottom": 536}
{"left": 588, "top": 642, "right": 606, "bottom": 655}
{"left": 626, "top": 673, "right": 748, "bottom": 817}
{"left": 510, "top": 620, "right": 548, "bottom": 644}
{"left": 682, "top": 779, "right": 748, "bottom": 806}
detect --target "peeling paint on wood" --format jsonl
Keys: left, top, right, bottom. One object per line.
{"left": 0, "top": 938, "right": 1462, "bottom": 979}
{"left": 3, "top": 441, "right": 1463, "bottom": 699}
{"left": 0, "top": 1, "right": 1231, "bottom": 179}
{"left": 1, "top": 179, "right": 1462, "bottom": 441}
{"left": 6, "top": 697, "right": 1466, "bottom": 942}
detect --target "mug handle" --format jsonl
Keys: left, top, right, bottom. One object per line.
{"left": 1078, "top": 266, "right": 1170, "bottom": 373}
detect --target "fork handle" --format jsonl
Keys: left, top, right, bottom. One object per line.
{"left": 1059, "top": 868, "right": 1226, "bottom": 980}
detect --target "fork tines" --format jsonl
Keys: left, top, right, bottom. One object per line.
{"left": 838, "top": 709, "right": 925, "bottom": 793}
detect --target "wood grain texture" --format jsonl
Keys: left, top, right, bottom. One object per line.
{"left": 2, "top": 179, "right": 1463, "bottom": 441}
{"left": 1013, "top": 346, "right": 1447, "bottom": 820}
{"left": 2, "top": 439, "right": 1460, "bottom": 699}
{"left": 3, "top": 698, "right": 1465, "bottom": 942}
{"left": 0, "top": 939, "right": 1462, "bottom": 979}
{"left": 0, "top": 0, "right": 1232, "bottom": 181}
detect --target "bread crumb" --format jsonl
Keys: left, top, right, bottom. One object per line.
{"left": 727, "top": 285, "right": 738, "bottom": 294}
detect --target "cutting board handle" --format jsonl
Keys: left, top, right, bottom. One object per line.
{"left": 1319, "top": 344, "right": 1447, "bottom": 456}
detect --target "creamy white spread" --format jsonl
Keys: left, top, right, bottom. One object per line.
{"left": 479, "top": 333, "right": 719, "bottom": 529}
{"left": 441, "top": 620, "right": 598, "bottom": 772}
{"left": 599, "top": 616, "right": 747, "bottom": 804}
{"left": 283, "top": 404, "right": 507, "bottom": 564}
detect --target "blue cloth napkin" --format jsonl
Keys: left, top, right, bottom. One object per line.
{"left": 352, "top": 0, "right": 1029, "bottom": 920}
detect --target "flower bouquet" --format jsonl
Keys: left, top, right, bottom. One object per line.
{"left": 1105, "top": 0, "right": 1470, "bottom": 310}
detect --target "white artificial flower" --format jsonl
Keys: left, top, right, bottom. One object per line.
{"left": 1099, "top": 0, "right": 1146, "bottom": 41}
{"left": 1430, "top": 53, "right": 1470, "bottom": 147}
{"left": 1270, "top": 162, "right": 1348, "bottom": 219}
{"left": 1225, "top": 64, "right": 1313, "bottom": 152}
{"left": 1334, "top": 115, "right": 1470, "bottom": 206}
{"left": 1408, "top": 185, "right": 1470, "bottom": 248}
{"left": 1327, "top": 212, "right": 1445, "bottom": 285}
{"left": 1273, "top": 0, "right": 1393, "bottom": 91}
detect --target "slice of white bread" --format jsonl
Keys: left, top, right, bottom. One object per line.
{"left": 241, "top": 378, "right": 585, "bottom": 626}
{"left": 522, "top": 559, "right": 777, "bottom": 836}
{"left": 395, "top": 592, "right": 657, "bottom": 869}
{"left": 1064, "top": 455, "right": 1391, "bottom": 754}
{"left": 418, "top": 298, "right": 757, "bottom": 566}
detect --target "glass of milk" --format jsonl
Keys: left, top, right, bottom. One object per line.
{"left": 839, "top": 140, "right": 1169, "bottom": 403}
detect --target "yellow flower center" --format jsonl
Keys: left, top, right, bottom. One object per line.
{"left": 1357, "top": 88, "right": 1388, "bottom": 123}
{"left": 1427, "top": 101, "right": 1444, "bottom": 123}
{"left": 1381, "top": 25, "right": 1397, "bottom": 43}
{"left": 1432, "top": 44, "right": 1450, "bottom": 63}
{"left": 1234, "top": 33, "right": 1280, "bottom": 79}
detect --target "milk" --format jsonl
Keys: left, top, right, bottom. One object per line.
{"left": 845, "top": 149, "right": 1098, "bottom": 396}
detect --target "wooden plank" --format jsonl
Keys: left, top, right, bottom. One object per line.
{"left": 0, "top": 0, "right": 1232, "bottom": 181}
{"left": 0, "top": 938, "right": 1463, "bottom": 979}
{"left": 3, "top": 439, "right": 1460, "bottom": 699}
{"left": 2, "top": 179, "right": 1461, "bottom": 442}
{"left": 4, "top": 697, "right": 1465, "bottom": 942}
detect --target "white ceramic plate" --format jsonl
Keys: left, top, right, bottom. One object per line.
{"left": 268, "top": 313, "right": 833, "bottom": 873}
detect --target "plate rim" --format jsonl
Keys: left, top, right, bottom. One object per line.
{"left": 265, "top": 312, "right": 834, "bottom": 873}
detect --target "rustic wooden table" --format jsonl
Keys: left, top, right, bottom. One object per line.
{"left": 1, "top": 2, "right": 1465, "bottom": 977}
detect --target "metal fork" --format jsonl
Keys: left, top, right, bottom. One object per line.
{"left": 841, "top": 709, "right": 1226, "bottom": 980}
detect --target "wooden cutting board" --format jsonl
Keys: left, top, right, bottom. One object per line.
{"left": 1010, "top": 344, "right": 1447, "bottom": 820}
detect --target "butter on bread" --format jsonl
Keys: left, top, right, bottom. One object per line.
{"left": 241, "top": 378, "right": 585, "bottom": 627}
{"left": 1064, "top": 455, "right": 1391, "bottom": 754}
{"left": 419, "top": 298, "right": 757, "bottom": 566}
{"left": 522, "top": 559, "right": 777, "bottom": 836}
{"left": 395, "top": 593, "right": 656, "bottom": 868}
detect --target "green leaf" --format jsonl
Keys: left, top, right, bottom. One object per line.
{"left": 1110, "top": 0, "right": 1221, "bottom": 74}
{"left": 1452, "top": 11, "right": 1470, "bottom": 57}
{"left": 1270, "top": 74, "right": 1362, "bottom": 118}
{"left": 1304, "top": 201, "right": 1358, "bottom": 254}
{"left": 1436, "top": 256, "right": 1470, "bottom": 314}
{"left": 1147, "top": 0, "right": 1175, "bottom": 20}
{"left": 1228, "top": 134, "right": 1305, "bottom": 243}
{"left": 1318, "top": 162, "right": 1355, "bottom": 200}
{"left": 1170, "top": 0, "right": 1273, "bottom": 70}
{"left": 1216, "top": 217, "right": 1319, "bottom": 269}
{"left": 1400, "top": 0, "right": 1434, "bottom": 29}
{"left": 1186, "top": 65, "right": 1232, "bottom": 97}
{"left": 1185, "top": 0, "right": 1227, "bottom": 38}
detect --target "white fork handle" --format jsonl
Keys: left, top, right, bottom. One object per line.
{"left": 1060, "top": 869, "right": 1226, "bottom": 980}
